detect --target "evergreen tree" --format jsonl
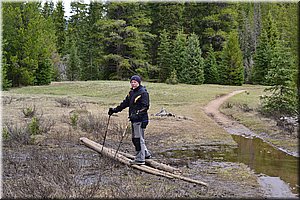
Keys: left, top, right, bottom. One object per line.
{"left": 36, "top": 59, "right": 53, "bottom": 85}
{"left": 79, "top": 1, "right": 104, "bottom": 80}
{"left": 237, "top": 3, "right": 261, "bottom": 83}
{"left": 264, "top": 10, "right": 279, "bottom": 48}
{"left": 148, "top": 2, "right": 184, "bottom": 65}
{"left": 252, "top": 10, "right": 279, "bottom": 85}
{"left": 1, "top": 47, "right": 12, "bottom": 90}
{"left": 166, "top": 69, "right": 178, "bottom": 85}
{"left": 157, "top": 29, "right": 172, "bottom": 82}
{"left": 181, "top": 33, "right": 204, "bottom": 85}
{"left": 251, "top": 29, "right": 271, "bottom": 85}
{"left": 260, "top": 41, "right": 297, "bottom": 117}
{"left": 204, "top": 44, "right": 219, "bottom": 84}
{"left": 149, "top": 2, "right": 184, "bottom": 38}
{"left": 171, "top": 30, "right": 187, "bottom": 82}
{"left": 97, "top": 19, "right": 125, "bottom": 79}
{"left": 3, "top": 2, "right": 56, "bottom": 86}
{"left": 53, "top": 1, "right": 66, "bottom": 55}
{"left": 67, "top": 40, "right": 81, "bottom": 81}
{"left": 42, "top": 1, "right": 54, "bottom": 19}
{"left": 201, "top": 3, "right": 238, "bottom": 53}
{"left": 220, "top": 31, "right": 244, "bottom": 85}
{"left": 100, "top": 2, "right": 153, "bottom": 80}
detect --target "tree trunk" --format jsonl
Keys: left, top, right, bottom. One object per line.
{"left": 80, "top": 137, "right": 208, "bottom": 187}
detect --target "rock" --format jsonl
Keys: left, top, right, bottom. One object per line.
{"left": 155, "top": 108, "right": 175, "bottom": 117}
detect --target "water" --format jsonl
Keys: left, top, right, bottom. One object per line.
{"left": 160, "top": 134, "right": 299, "bottom": 196}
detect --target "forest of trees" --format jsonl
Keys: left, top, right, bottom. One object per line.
{"left": 1, "top": 1, "right": 298, "bottom": 117}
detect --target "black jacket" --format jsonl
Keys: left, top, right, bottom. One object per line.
{"left": 114, "top": 85, "right": 149, "bottom": 123}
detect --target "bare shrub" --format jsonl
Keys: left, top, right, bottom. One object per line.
{"left": 276, "top": 116, "right": 298, "bottom": 135}
{"left": 55, "top": 97, "right": 72, "bottom": 107}
{"left": 2, "top": 122, "right": 32, "bottom": 145}
{"left": 3, "top": 146, "right": 108, "bottom": 198}
{"left": 223, "top": 102, "right": 233, "bottom": 109}
{"left": 238, "top": 103, "right": 253, "bottom": 112}
{"left": 3, "top": 116, "right": 55, "bottom": 146}
{"left": 3, "top": 96, "right": 13, "bottom": 105}
{"left": 78, "top": 114, "right": 123, "bottom": 140}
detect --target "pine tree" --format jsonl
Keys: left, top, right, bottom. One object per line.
{"left": 260, "top": 41, "right": 297, "bottom": 117}
{"left": 251, "top": 29, "right": 271, "bottom": 85}
{"left": 1, "top": 47, "right": 12, "bottom": 90}
{"left": 204, "top": 44, "right": 219, "bottom": 84}
{"left": 3, "top": 2, "right": 56, "bottom": 86}
{"left": 148, "top": 2, "right": 184, "bottom": 66}
{"left": 42, "top": 1, "right": 54, "bottom": 19}
{"left": 157, "top": 29, "right": 172, "bottom": 82}
{"left": 100, "top": 2, "right": 153, "bottom": 80}
{"left": 171, "top": 30, "right": 187, "bottom": 83}
{"left": 220, "top": 31, "right": 244, "bottom": 85}
{"left": 79, "top": 1, "right": 104, "bottom": 80}
{"left": 201, "top": 3, "right": 238, "bottom": 53}
{"left": 53, "top": 1, "right": 66, "bottom": 55}
{"left": 67, "top": 40, "right": 81, "bottom": 81}
{"left": 181, "top": 33, "right": 204, "bottom": 85}
{"left": 252, "top": 10, "right": 279, "bottom": 85}
{"left": 237, "top": 3, "right": 260, "bottom": 83}
{"left": 36, "top": 59, "right": 53, "bottom": 85}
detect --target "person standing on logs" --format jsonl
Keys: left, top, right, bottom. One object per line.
{"left": 108, "top": 75, "right": 152, "bottom": 165}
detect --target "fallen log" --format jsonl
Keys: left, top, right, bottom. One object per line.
{"left": 118, "top": 151, "right": 182, "bottom": 174}
{"left": 80, "top": 137, "right": 208, "bottom": 187}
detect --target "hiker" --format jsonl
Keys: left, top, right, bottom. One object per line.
{"left": 108, "top": 75, "right": 152, "bottom": 165}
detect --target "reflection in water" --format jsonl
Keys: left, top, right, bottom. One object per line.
{"left": 161, "top": 135, "right": 298, "bottom": 194}
{"left": 230, "top": 135, "right": 298, "bottom": 194}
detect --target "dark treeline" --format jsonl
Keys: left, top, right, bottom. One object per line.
{"left": 1, "top": 1, "right": 298, "bottom": 117}
{"left": 2, "top": 1, "right": 297, "bottom": 85}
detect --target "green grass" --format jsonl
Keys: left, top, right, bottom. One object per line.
{"left": 7, "top": 81, "right": 265, "bottom": 109}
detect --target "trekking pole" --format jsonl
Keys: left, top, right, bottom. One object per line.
{"left": 114, "top": 121, "right": 130, "bottom": 158}
{"left": 101, "top": 115, "right": 111, "bottom": 153}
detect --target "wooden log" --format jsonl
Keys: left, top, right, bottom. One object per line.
{"left": 80, "top": 137, "right": 174, "bottom": 178}
{"left": 80, "top": 137, "right": 208, "bottom": 187}
{"left": 118, "top": 151, "right": 182, "bottom": 174}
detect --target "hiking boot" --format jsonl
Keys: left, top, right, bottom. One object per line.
{"left": 145, "top": 150, "right": 152, "bottom": 159}
{"left": 129, "top": 160, "right": 145, "bottom": 165}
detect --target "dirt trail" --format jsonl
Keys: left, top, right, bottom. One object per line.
{"left": 203, "top": 90, "right": 253, "bottom": 136}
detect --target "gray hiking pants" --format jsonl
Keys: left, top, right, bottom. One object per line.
{"left": 132, "top": 122, "right": 151, "bottom": 162}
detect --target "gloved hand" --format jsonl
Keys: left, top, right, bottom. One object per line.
{"left": 108, "top": 108, "right": 116, "bottom": 116}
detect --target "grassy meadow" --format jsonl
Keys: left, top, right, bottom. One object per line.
{"left": 5, "top": 80, "right": 264, "bottom": 115}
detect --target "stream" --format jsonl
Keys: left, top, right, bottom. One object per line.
{"left": 160, "top": 131, "right": 298, "bottom": 198}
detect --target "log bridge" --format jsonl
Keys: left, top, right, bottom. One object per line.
{"left": 80, "top": 137, "right": 208, "bottom": 187}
